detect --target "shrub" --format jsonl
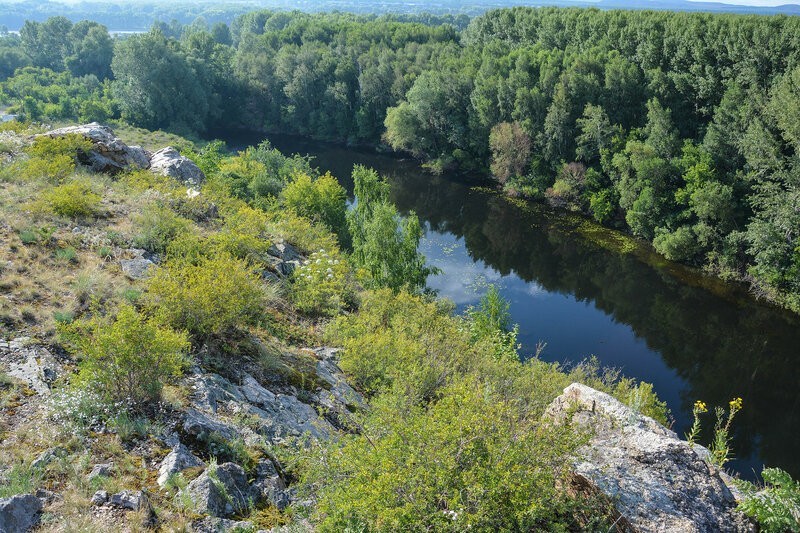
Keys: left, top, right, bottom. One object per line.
{"left": 653, "top": 225, "right": 701, "bottom": 262}
{"left": 133, "top": 202, "right": 193, "bottom": 254}
{"left": 41, "top": 180, "right": 102, "bottom": 218}
{"left": 264, "top": 208, "right": 339, "bottom": 255}
{"left": 19, "top": 133, "right": 93, "bottom": 182}
{"left": 292, "top": 248, "right": 353, "bottom": 316}
{"left": 74, "top": 304, "right": 189, "bottom": 409}
{"left": 209, "top": 205, "right": 273, "bottom": 264}
{"left": 326, "top": 289, "right": 482, "bottom": 398}
{"left": 738, "top": 468, "right": 800, "bottom": 532}
{"left": 282, "top": 172, "right": 348, "bottom": 242}
{"left": 147, "top": 252, "right": 270, "bottom": 338}
{"left": 292, "top": 375, "right": 593, "bottom": 532}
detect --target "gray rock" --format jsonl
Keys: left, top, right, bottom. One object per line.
{"left": 182, "top": 409, "right": 238, "bottom": 442}
{"left": 150, "top": 147, "right": 205, "bottom": 187}
{"left": 108, "top": 490, "right": 148, "bottom": 511}
{"left": 34, "top": 489, "right": 58, "bottom": 504}
{"left": 40, "top": 123, "right": 150, "bottom": 174}
{"left": 187, "top": 463, "right": 251, "bottom": 518}
{"left": 6, "top": 343, "right": 61, "bottom": 396}
{"left": 277, "top": 260, "right": 299, "bottom": 277}
{"left": 87, "top": 463, "right": 113, "bottom": 481}
{"left": 0, "top": 494, "right": 42, "bottom": 533}
{"left": 157, "top": 443, "right": 205, "bottom": 487}
{"left": 545, "top": 383, "right": 755, "bottom": 532}
{"left": 191, "top": 516, "right": 258, "bottom": 533}
{"left": 247, "top": 392, "right": 331, "bottom": 442}
{"left": 120, "top": 257, "right": 154, "bottom": 280}
{"left": 31, "top": 447, "right": 65, "bottom": 470}
{"left": 240, "top": 374, "right": 277, "bottom": 407}
{"left": 267, "top": 241, "right": 302, "bottom": 262}
{"left": 188, "top": 371, "right": 245, "bottom": 414}
{"left": 90, "top": 490, "right": 109, "bottom": 506}
{"left": 315, "top": 355, "right": 364, "bottom": 409}
{"left": 251, "top": 460, "right": 289, "bottom": 510}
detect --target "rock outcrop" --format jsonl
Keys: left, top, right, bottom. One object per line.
{"left": 185, "top": 367, "right": 335, "bottom": 444}
{"left": 187, "top": 463, "right": 251, "bottom": 518}
{"left": 0, "top": 494, "right": 42, "bottom": 533}
{"left": 41, "top": 123, "right": 150, "bottom": 174}
{"left": 1, "top": 338, "right": 62, "bottom": 396}
{"left": 149, "top": 147, "right": 205, "bottom": 187}
{"left": 267, "top": 240, "right": 302, "bottom": 277}
{"left": 546, "top": 383, "right": 755, "bottom": 533}
{"left": 119, "top": 249, "right": 156, "bottom": 280}
{"left": 157, "top": 443, "right": 205, "bottom": 488}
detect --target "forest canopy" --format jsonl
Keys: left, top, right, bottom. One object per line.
{"left": 1, "top": 7, "right": 799, "bottom": 312}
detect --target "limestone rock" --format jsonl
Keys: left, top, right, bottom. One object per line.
{"left": 546, "top": 383, "right": 755, "bottom": 532}
{"left": 87, "top": 463, "right": 112, "bottom": 481}
{"left": 120, "top": 257, "right": 154, "bottom": 280}
{"left": 187, "top": 463, "right": 251, "bottom": 518}
{"left": 267, "top": 241, "right": 301, "bottom": 263}
{"left": 185, "top": 367, "right": 332, "bottom": 444}
{"left": 191, "top": 516, "right": 259, "bottom": 532}
{"left": 41, "top": 123, "right": 150, "bottom": 174}
{"left": 157, "top": 443, "right": 205, "bottom": 487}
{"left": 2, "top": 340, "right": 62, "bottom": 396}
{"left": 267, "top": 241, "right": 302, "bottom": 278}
{"left": 188, "top": 370, "right": 245, "bottom": 414}
{"left": 251, "top": 459, "right": 289, "bottom": 510}
{"left": 182, "top": 409, "right": 238, "bottom": 442}
{"left": 90, "top": 490, "right": 109, "bottom": 506}
{"left": 150, "top": 147, "right": 205, "bottom": 187}
{"left": 108, "top": 490, "right": 148, "bottom": 512}
{"left": 0, "top": 494, "right": 42, "bottom": 533}
{"left": 314, "top": 352, "right": 364, "bottom": 409}
{"left": 31, "top": 447, "right": 65, "bottom": 470}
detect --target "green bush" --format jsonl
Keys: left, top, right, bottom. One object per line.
{"left": 147, "top": 252, "right": 271, "bottom": 338}
{"left": 738, "top": 468, "right": 800, "bottom": 532}
{"left": 282, "top": 172, "right": 348, "bottom": 242}
{"left": 74, "top": 304, "right": 189, "bottom": 409}
{"left": 41, "top": 180, "right": 102, "bottom": 218}
{"left": 133, "top": 202, "right": 192, "bottom": 254}
{"left": 294, "top": 375, "right": 593, "bottom": 532}
{"left": 292, "top": 248, "right": 354, "bottom": 316}
{"left": 19, "top": 134, "right": 93, "bottom": 182}
{"left": 653, "top": 225, "right": 701, "bottom": 262}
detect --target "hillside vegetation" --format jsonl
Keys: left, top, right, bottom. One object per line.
{"left": 0, "top": 122, "right": 689, "bottom": 531}
{"left": 1, "top": 7, "right": 799, "bottom": 314}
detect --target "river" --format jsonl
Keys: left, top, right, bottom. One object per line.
{"left": 225, "top": 132, "right": 800, "bottom": 481}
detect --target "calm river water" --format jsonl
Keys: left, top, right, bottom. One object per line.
{"left": 227, "top": 133, "right": 800, "bottom": 481}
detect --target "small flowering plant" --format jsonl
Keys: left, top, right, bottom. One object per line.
{"left": 686, "top": 400, "right": 708, "bottom": 444}
{"left": 292, "top": 248, "right": 353, "bottom": 316}
{"left": 685, "top": 397, "right": 743, "bottom": 468}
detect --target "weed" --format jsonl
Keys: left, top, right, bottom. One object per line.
{"left": 53, "top": 310, "right": 75, "bottom": 325}
{"left": 55, "top": 247, "right": 79, "bottom": 264}
{"left": 0, "top": 462, "right": 44, "bottom": 497}
{"left": 97, "top": 246, "right": 113, "bottom": 260}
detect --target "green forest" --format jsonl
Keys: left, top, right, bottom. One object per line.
{"left": 1, "top": 7, "right": 799, "bottom": 314}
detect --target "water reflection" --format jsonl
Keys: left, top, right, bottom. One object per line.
{"left": 255, "top": 134, "right": 800, "bottom": 480}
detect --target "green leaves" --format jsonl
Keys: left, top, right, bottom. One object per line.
{"left": 348, "top": 165, "right": 433, "bottom": 293}
{"left": 74, "top": 304, "right": 189, "bottom": 409}
{"left": 739, "top": 468, "right": 800, "bottom": 532}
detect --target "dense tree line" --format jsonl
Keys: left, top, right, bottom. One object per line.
{"left": 0, "top": 8, "right": 798, "bottom": 311}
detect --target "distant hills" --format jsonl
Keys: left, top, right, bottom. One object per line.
{"left": 1, "top": 0, "right": 799, "bottom": 32}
